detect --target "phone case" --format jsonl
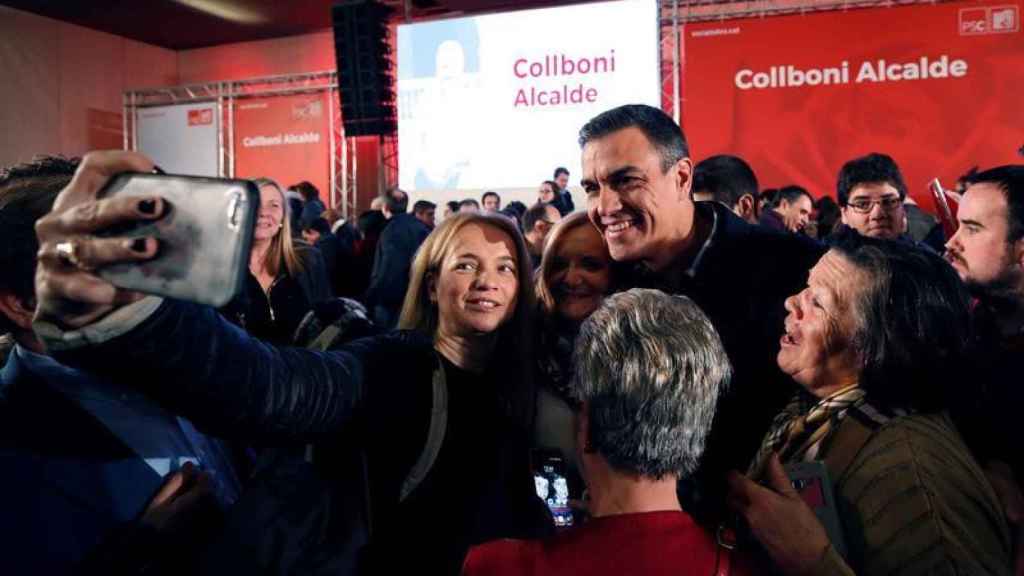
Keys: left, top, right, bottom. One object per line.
{"left": 96, "top": 172, "right": 258, "bottom": 307}
{"left": 785, "top": 461, "right": 847, "bottom": 558}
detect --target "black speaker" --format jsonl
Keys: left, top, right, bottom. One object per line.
{"left": 332, "top": 0, "right": 396, "bottom": 137}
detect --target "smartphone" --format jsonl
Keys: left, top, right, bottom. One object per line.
{"left": 532, "top": 450, "right": 573, "bottom": 528}
{"left": 95, "top": 172, "right": 258, "bottom": 307}
{"left": 786, "top": 461, "right": 847, "bottom": 558}
{"left": 930, "top": 178, "right": 958, "bottom": 238}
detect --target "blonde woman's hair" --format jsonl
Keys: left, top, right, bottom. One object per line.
{"left": 253, "top": 177, "right": 306, "bottom": 278}
{"left": 535, "top": 212, "right": 609, "bottom": 316}
{"left": 398, "top": 212, "right": 536, "bottom": 429}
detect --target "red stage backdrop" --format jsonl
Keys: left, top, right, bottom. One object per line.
{"left": 682, "top": 0, "right": 1023, "bottom": 210}
{"left": 234, "top": 93, "right": 331, "bottom": 207}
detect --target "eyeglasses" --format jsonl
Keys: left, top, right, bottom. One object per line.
{"left": 845, "top": 196, "right": 902, "bottom": 214}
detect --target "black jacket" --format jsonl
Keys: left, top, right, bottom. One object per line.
{"left": 364, "top": 213, "right": 431, "bottom": 315}
{"left": 55, "top": 302, "right": 550, "bottom": 574}
{"left": 631, "top": 202, "right": 826, "bottom": 522}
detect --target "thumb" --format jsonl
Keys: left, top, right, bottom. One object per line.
{"left": 765, "top": 453, "right": 800, "bottom": 499}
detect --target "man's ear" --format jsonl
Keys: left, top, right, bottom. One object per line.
{"left": 840, "top": 206, "right": 850, "bottom": 226}
{"left": 0, "top": 290, "right": 35, "bottom": 331}
{"left": 675, "top": 157, "right": 694, "bottom": 202}
{"left": 737, "top": 194, "right": 757, "bottom": 220}
{"left": 1013, "top": 237, "right": 1024, "bottom": 270}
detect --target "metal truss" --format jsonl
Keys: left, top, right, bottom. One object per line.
{"left": 659, "top": 0, "right": 953, "bottom": 24}
{"left": 124, "top": 71, "right": 362, "bottom": 215}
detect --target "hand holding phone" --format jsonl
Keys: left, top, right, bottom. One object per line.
{"left": 95, "top": 172, "right": 258, "bottom": 307}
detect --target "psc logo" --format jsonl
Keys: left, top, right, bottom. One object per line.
{"left": 960, "top": 5, "right": 1019, "bottom": 35}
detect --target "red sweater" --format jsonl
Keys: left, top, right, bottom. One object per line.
{"left": 462, "top": 510, "right": 751, "bottom": 576}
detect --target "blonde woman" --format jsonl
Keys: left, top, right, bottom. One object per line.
{"left": 220, "top": 177, "right": 331, "bottom": 344}
{"left": 533, "top": 212, "right": 622, "bottom": 476}
{"left": 31, "top": 154, "right": 551, "bottom": 576}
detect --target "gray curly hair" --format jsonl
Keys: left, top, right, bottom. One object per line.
{"left": 573, "top": 288, "right": 731, "bottom": 479}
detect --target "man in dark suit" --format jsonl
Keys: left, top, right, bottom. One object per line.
{"left": 0, "top": 156, "right": 240, "bottom": 573}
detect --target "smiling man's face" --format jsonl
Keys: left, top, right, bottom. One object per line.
{"left": 582, "top": 127, "right": 693, "bottom": 270}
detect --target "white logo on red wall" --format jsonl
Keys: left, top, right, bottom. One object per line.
{"left": 960, "top": 5, "right": 1019, "bottom": 35}
{"left": 188, "top": 109, "right": 214, "bottom": 126}
{"left": 292, "top": 100, "right": 323, "bottom": 120}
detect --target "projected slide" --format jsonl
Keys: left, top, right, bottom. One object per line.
{"left": 397, "top": 0, "right": 659, "bottom": 191}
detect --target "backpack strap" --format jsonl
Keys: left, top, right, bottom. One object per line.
{"left": 399, "top": 360, "right": 448, "bottom": 502}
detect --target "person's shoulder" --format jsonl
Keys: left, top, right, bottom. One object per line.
{"left": 462, "top": 539, "right": 539, "bottom": 576}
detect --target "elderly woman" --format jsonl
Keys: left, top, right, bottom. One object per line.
{"left": 728, "top": 231, "right": 1011, "bottom": 575}
{"left": 32, "top": 152, "right": 550, "bottom": 574}
{"left": 464, "top": 288, "right": 749, "bottom": 575}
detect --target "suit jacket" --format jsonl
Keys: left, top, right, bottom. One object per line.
{"left": 0, "top": 349, "right": 165, "bottom": 574}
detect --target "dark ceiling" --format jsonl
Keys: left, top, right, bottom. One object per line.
{"left": 0, "top": 0, "right": 578, "bottom": 50}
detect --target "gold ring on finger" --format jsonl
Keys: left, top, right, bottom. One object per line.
{"left": 55, "top": 240, "right": 94, "bottom": 272}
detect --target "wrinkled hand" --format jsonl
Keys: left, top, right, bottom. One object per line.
{"left": 140, "top": 461, "right": 212, "bottom": 535}
{"left": 727, "top": 454, "right": 832, "bottom": 576}
{"left": 34, "top": 151, "right": 163, "bottom": 330}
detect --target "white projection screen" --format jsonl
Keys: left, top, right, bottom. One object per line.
{"left": 136, "top": 103, "right": 220, "bottom": 177}
{"left": 397, "top": 0, "right": 660, "bottom": 192}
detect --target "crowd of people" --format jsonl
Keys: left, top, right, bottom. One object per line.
{"left": 1, "top": 103, "right": 1022, "bottom": 576}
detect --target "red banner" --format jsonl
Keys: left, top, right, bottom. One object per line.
{"left": 682, "top": 0, "right": 1023, "bottom": 211}
{"left": 233, "top": 93, "right": 331, "bottom": 206}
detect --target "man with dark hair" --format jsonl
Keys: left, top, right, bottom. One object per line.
{"left": 294, "top": 181, "right": 326, "bottom": 230}
{"left": 551, "top": 167, "right": 575, "bottom": 216}
{"left": 944, "top": 165, "right": 1024, "bottom": 565}
{"left": 692, "top": 154, "right": 760, "bottom": 224}
{"left": 835, "top": 152, "right": 909, "bottom": 241}
{"left": 0, "top": 156, "right": 240, "bottom": 572}
{"left": 481, "top": 191, "right": 501, "bottom": 212}
{"left": 412, "top": 199, "right": 436, "bottom": 229}
{"left": 382, "top": 187, "right": 409, "bottom": 219}
{"left": 365, "top": 189, "right": 431, "bottom": 328}
{"left": 759, "top": 185, "right": 813, "bottom": 233}
{"left": 302, "top": 217, "right": 339, "bottom": 290}
{"left": 522, "top": 202, "right": 561, "bottom": 268}
{"left": 459, "top": 198, "right": 480, "bottom": 212}
{"left": 578, "top": 103, "right": 824, "bottom": 523}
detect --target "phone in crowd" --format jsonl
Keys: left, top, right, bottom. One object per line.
{"left": 785, "top": 461, "right": 847, "bottom": 559}
{"left": 930, "top": 177, "right": 958, "bottom": 238}
{"left": 532, "top": 450, "right": 574, "bottom": 528}
{"left": 95, "top": 172, "right": 259, "bottom": 307}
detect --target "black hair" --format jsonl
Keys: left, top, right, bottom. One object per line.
{"left": 776, "top": 185, "right": 813, "bottom": 206}
{"left": 553, "top": 167, "right": 569, "bottom": 179}
{"left": 481, "top": 191, "right": 500, "bottom": 204}
{"left": 385, "top": 188, "right": 408, "bottom": 214}
{"left": 836, "top": 152, "right": 908, "bottom": 206}
{"left": 291, "top": 181, "right": 320, "bottom": 201}
{"left": 412, "top": 200, "right": 436, "bottom": 214}
{"left": 760, "top": 188, "right": 778, "bottom": 207}
{"left": 692, "top": 155, "right": 759, "bottom": 208}
{"left": 522, "top": 202, "right": 554, "bottom": 233}
{"left": 459, "top": 198, "right": 480, "bottom": 210}
{"left": 962, "top": 165, "right": 1024, "bottom": 242}
{"left": 830, "top": 228, "right": 971, "bottom": 412}
{"left": 446, "top": 200, "right": 461, "bottom": 213}
{"left": 579, "top": 104, "right": 689, "bottom": 172}
{"left": 815, "top": 196, "right": 841, "bottom": 238}
{"left": 302, "top": 217, "right": 331, "bottom": 236}
{"left": 0, "top": 156, "right": 80, "bottom": 332}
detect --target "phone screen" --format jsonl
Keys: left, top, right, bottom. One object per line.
{"left": 533, "top": 453, "right": 573, "bottom": 528}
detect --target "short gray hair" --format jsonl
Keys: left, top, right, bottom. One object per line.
{"left": 573, "top": 289, "right": 731, "bottom": 479}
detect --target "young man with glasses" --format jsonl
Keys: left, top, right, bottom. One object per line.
{"left": 836, "top": 153, "right": 910, "bottom": 241}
